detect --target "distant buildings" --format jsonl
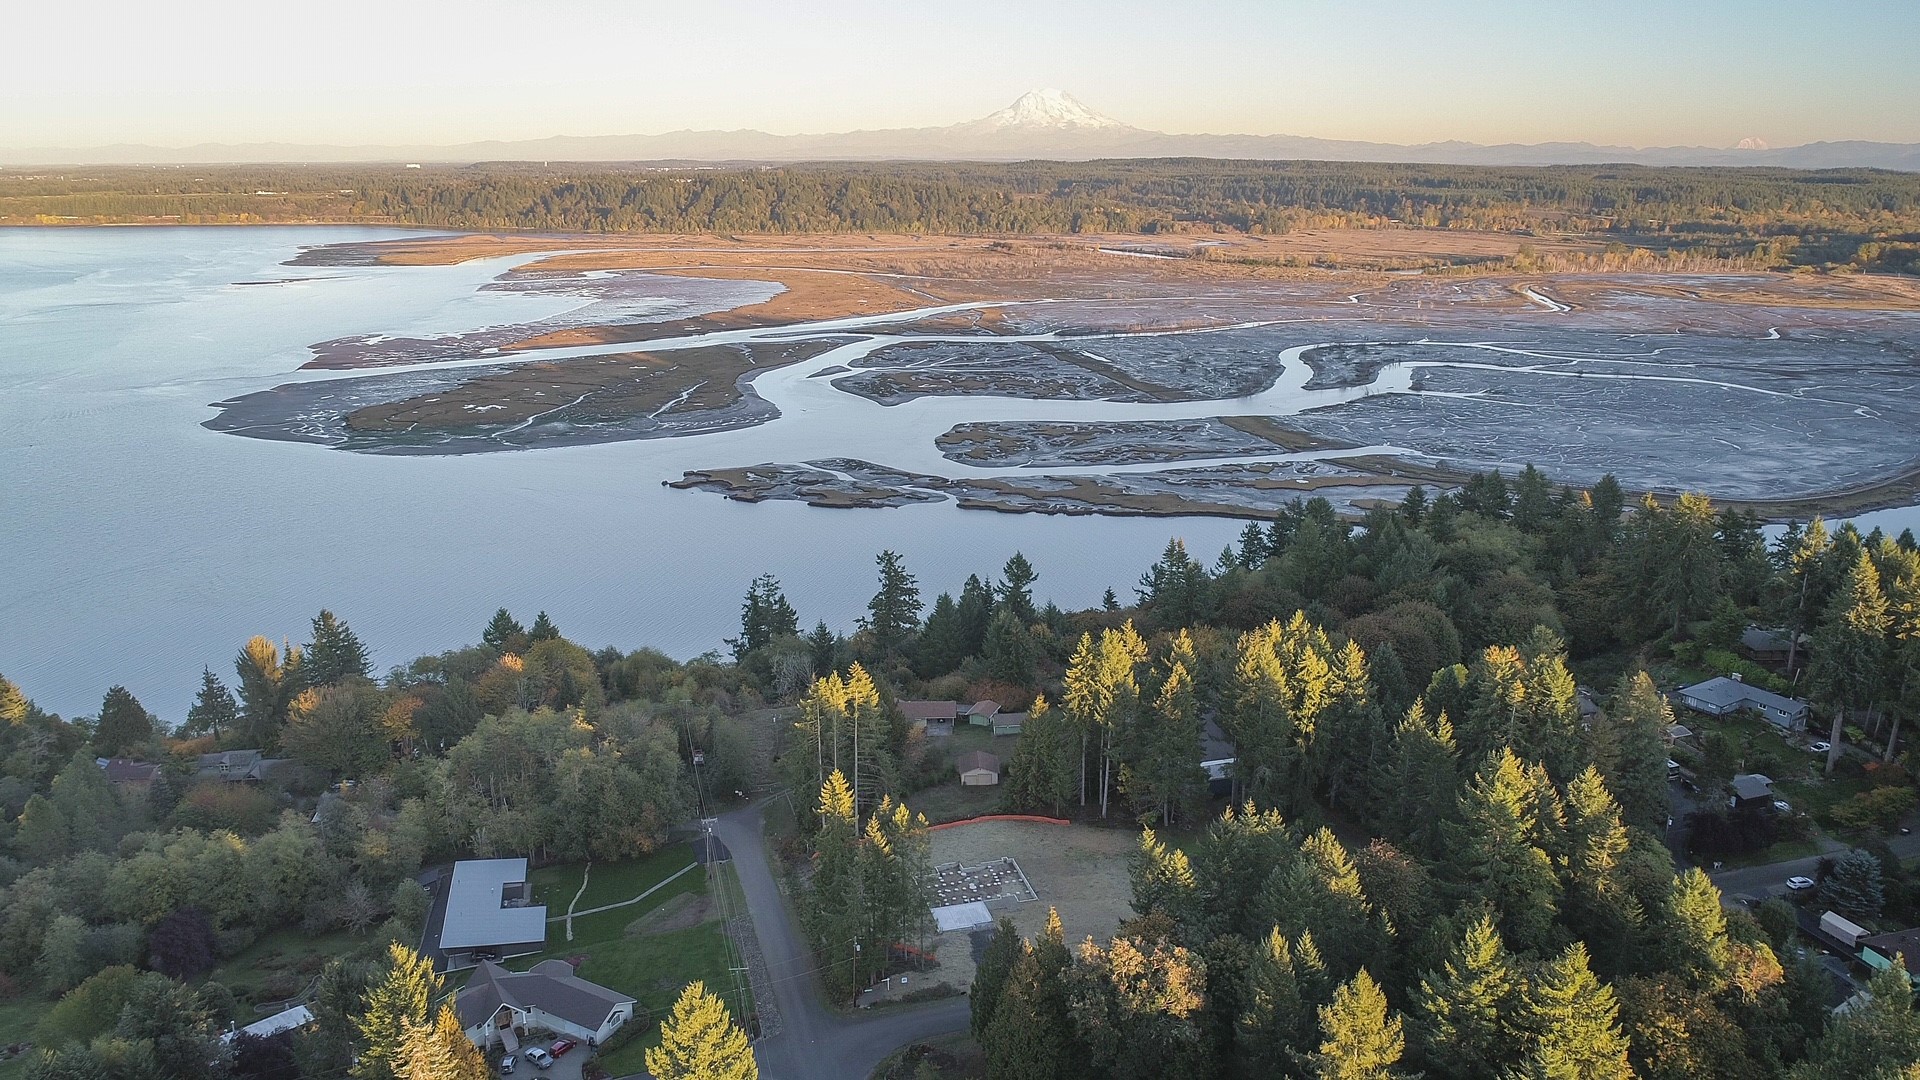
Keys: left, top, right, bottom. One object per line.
{"left": 95, "top": 757, "right": 160, "bottom": 789}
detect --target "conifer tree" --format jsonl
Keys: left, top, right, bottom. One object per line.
{"left": 353, "top": 943, "right": 441, "bottom": 1080}
{"left": 1412, "top": 915, "right": 1522, "bottom": 1080}
{"left": 396, "top": 1005, "right": 488, "bottom": 1080}
{"left": 1447, "top": 749, "right": 1562, "bottom": 953}
{"left": 481, "top": 608, "right": 524, "bottom": 652}
{"left": 1787, "top": 961, "right": 1920, "bottom": 1080}
{"left": 1003, "top": 695, "right": 1073, "bottom": 815}
{"left": 526, "top": 610, "right": 559, "bottom": 643}
{"left": 1590, "top": 670, "right": 1674, "bottom": 833}
{"left": 1658, "top": 868, "right": 1732, "bottom": 991}
{"left": 983, "top": 609, "right": 1037, "bottom": 686}
{"left": 1811, "top": 550, "right": 1890, "bottom": 774}
{"left": 1130, "top": 827, "right": 1200, "bottom": 930}
{"left": 92, "top": 685, "right": 152, "bottom": 757}
{"left": 971, "top": 919, "right": 1023, "bottom": 1039}
{"left": 183, "top": 667, "right": 237, "bottom": 739}
{"left": 1313, "top": 969, "right": 1407, "bottom": 1080}
{"left": 1820, "top": 848, "right": 1886, "bottom": 919}
{"left": 1373, "top": 702, "right": 1460, "bottom": 858}
{"left": 1516, "top": 943, "right": 1632, "bottom": 1080}
{"left": 1238, "top": 926, "right": 1308, "bottom": 1077}
{"left": 234, "top": 635, "right": 301, "bottom": 748}
{"left": 1122, "top": 632, "right": 1206, "bottom": 825}
{"left": 803, "top": 771, "right": 862, "bottom": 1000}
{"left": 985, "top": 910, "right": 1077, "bottom": 1080}
{"left": 1563, "top": 767, "right": 1640, "bottom": 954}
{"left": 729, "top": 574, "right": 799, "bottom": 661}
{"left": 305, "top": 610, "right": 372, "bottom": 686}
{"left": 646, "top": 981, "right": 759, "bottom": 1080}
{"left": 997, "top": 552, "right": 1039, "bottom": 624}
{"left": 862, "top": 550, "right": 923, "bottom": 656}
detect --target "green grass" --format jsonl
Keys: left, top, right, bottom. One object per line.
{"left": 1714, "top": 837, "right": 1826, "bottom": 869}
{"left": 0, "top": 996, "right": 51, "bottom": 1078}
{"left": 529, "top": 847, "right": 704, "bottom": 917}
{"left": 207, "top": 928, "right": 362, "bottom": 1015}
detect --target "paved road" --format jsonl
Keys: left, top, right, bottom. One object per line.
{"left": 1710, "top": 827, "right": 1920, "bottom": 899}
{"left": 715, "top": 805, "right": 969, "bottom": 1080}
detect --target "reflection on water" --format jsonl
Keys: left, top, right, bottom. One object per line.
{"left": 0, "top": 227, "right": 1244, "bottom": 717}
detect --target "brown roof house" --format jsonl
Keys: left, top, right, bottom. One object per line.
{"left": 964, "top": 700, "right": 1000, "bottom": 727}
{"left": 456, "top": 959, "right": 636, "bottom": 1054}
{"left": 956, "top": 750, "right": 1001, "bottom": 786}
{"left": 901, "top": 700, "right": 960, "bottom": 737}
{"left": 95, "top": 757, "right": 160, "bottom": 789}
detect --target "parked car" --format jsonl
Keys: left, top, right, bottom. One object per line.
{"left": 550, "top": 1040, "right": 577, "bottom": 1058}
{"left": 500, "top": 1055, "right": 516, "bottom": 1074}
{"left": 1786, "top": 875, "right": 1816, "bottom": 891}
{"left": 523, "top": 1047, "right": 553, "bottom": 1070}
{"left": 1773, "top": 800, "right": 1793, "bottom": 812}
{"left": 1809, "top": 741, "right": 1831, "bottom": 753}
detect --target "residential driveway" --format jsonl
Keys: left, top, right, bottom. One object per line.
{"left": 515, "top": 1043, "right": 586, "bottom": 1080}
{"left": 713, "top": 805, "right": 969, "bottom": 1080}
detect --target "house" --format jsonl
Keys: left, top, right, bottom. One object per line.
{"left": 435, "top": 859, "right": 548, "bottom": 970}
{"left": 220, "top": 1003, "right": 315, "bottom": 1044}
{"left": 956, "top": 750, "right": 1001, "bottom": 786}
{"left": 95, "top": 757, "right": 160, "bottom": 789}
{"left": 901, "top": 700, "right": 960, "bottom": 736}
{"left": 1741, "top": 625, "right": 1801, "bottom": 663}
{"left": 193, "top": 749, "right": 291, "bottom": 782}
{"left": 1665, "top": 723, "right": 1696, "bottom": 746}
{"left": 963, "top": 700, "right": 1000, "bottom": 727}
{"left": 1730, "top": 773, "right": 1776, "bottom": 810}
{"left": 1201, "top": 718, "right": 1237, "bottom": 798}
{"left": 1576, "top": 688, "right": 1601, "bottom": 725}
{"left": 1860, "top": 927, "right": 1920, "bottom": 981}
{"left": 991, "top": 712, "right": 1027, "bottom": 738}
{"left": 1675, "top": 676, "right": 1811, "bottom": 732}
{"left": 456, "top": 959, "right": 636, "bottom": 1054}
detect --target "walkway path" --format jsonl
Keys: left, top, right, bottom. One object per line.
{"left": 551, "top": 862, "right": 700, "bottom": 941}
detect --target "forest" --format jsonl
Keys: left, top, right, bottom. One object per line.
{"left": 4, "top": 465, "right": 1920, "bottom": 1078}
{"left": 4, "top": 160, "right": 1919, "bottom": 273}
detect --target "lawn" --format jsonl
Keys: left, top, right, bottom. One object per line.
{"left": 906, "top": 725, "right": 1020, "bottom": 825}
{"left": 529, "top": 847, "right": 704, "bottom": 915}
{"left": 474, "top": 855, "right": 752, "bottom": 1079}
{"left": 0, "top": 996, "right": 49, "bottom": 1079}
{"left": 207, "top": 928, "right": 362, "bottom": 1017}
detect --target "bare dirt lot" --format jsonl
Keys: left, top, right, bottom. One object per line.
{"left": 913, "top": 820, "right": 1138, "bottom": 995}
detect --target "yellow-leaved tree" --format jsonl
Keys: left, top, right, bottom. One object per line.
{"left": 645, "top": 981, "right": 758, "bottom": 1080}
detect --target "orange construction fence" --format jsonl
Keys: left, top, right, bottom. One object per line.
{"left": 927, "top": 813, "right": 1071, "bottom": 831}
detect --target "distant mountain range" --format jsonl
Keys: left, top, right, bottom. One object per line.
{"left": 10, "top": 89, "right": 1920, "bottom": 171}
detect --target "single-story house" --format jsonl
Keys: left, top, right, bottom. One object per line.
{"left": 956, "top": 750, "right": 1001, "bottom": 786}
{"left": 1741, "top": 625, "right": 1802, "bottom": 663}
{"left": 1861, "top": 927, "right": 1920, "bottom": 981}
{"left": 456, "top": 959, "right": 636, "bottom": 1054}
{"left": 435, "top": 858, "right": 548, "bottom": 970}
{"left": 194, "top": 749, "right": 292, "bottom": 782}
{"left": 221, "top": 1003, "right": 315, "bottom": 1044}
{"left": 1674, "top": 676, "right": 1810, "bottom": 732}
{"left": 901, "top": 700, "right": 960, "bottom": 736}
{"left": 1201, "top": 718, "right": 1237, "bottom": 798}
{"left": 96, "top": 757, "right": 160, "bottom": 789}
{"left": 1730, "top": 773, "right": 1776, "bottom": 810}
{"left": 964, "top": 700, "right": 1001, "bottom": 726}
{"left": 1665, "top": 723, "right": 1695, "bottom": 745}
{"left": 991, "top": 711, "right": 1027, "bottom": 737}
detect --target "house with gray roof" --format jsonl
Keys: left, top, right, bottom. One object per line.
{"left": 435, "top": 858, "right": 547, "bottom": 970}
{"left": 456, "top": 959, "right": 635, "bottom": 1053}
{"left": 1675, "top": 676, "right": 1810, "bottom": 732}
{"left": 1730, "top": 773, "right": 1776, "bottom": 809}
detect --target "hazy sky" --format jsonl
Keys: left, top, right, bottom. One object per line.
{"left": 11, "top": 0, "right": 1919, "bottom": 148}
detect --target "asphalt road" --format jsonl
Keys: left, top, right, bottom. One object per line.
{"left": 714, "top": 804, "right": 969, "bottom": 1080}
{"left": 1710, "top": 829, "right": 1920, "bottom": 899}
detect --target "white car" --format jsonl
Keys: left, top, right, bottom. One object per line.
{"left": 1809, "top": 741, "right": 1831, "bottom": 753}
{"left": 523, "top": 1048, "right": 553, "bottom": 1070}
{"left": 1786, "top": 875, "right": 1816, "bottom": 891}
{"left": 1773, "top": 800, "right": 1793, "bottom": 812}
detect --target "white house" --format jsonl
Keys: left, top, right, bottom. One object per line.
{"left": 436, "top": 858, "right": 548, "bottom": 970}
{"left": 456, "top": 959, "right": 636, "bottom": 1054}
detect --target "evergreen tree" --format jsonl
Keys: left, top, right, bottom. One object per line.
{"left": 985, "top": 910, "right": 1078, "bottom": 1080}
{"left": 1820, "top": 848, "right": 1887, "bottom": 919}
{"left": 14, "top": 792, "right": 70, "bottom": 863}
{"left": 481, "top": 608, "right": 524, "bottom": 652}
{"left": 1102, "top": 587, "right": 1121, "bottom": 612}
{"left": 1238, "top": 521, "right": 1273, "bottom": 568}
{"left": 998, "top": 552, "right": 1039, "bottom": 624}
{"left": 396, "top": 1005, "right": 488, "bottom": 1080}
{"left": 1238, "top": 926, "right": 1308, "bottom": 1077}
{"left": 1002, "top": 695, "right": 1073, "bottom": 816}
{"left": 1121, "top": 632, "right": 1207, "bottom": 826}
{"left": 1516, "top": 943, "right": 1632, "bottom": 1080}
{"left": 806, "top": 620, "right": 837, "bottom": 676}
{"left": 305, "top": 610, "right": 372, "bottom": 686}
{"left": 353, "top": 943, "right": 441, "bottom": 1080}
{"left": 1374, "top": 702, "right": 1460, "bottom": 860}
{"left": 527, "top": 610, "right": 560, "bottom": 643}
{"left": 1137, "top": 538, "right": 1209, "bottom": 629}
{"left": 1658, "top": 868, "right": 1732, "bottom": 991}
{"left": 1563, "top": 767, "right": 1639, "bottom": 954}
{"left": 646, "top": 981, "right": 759, "bottom": 1080}
{"left": 914, "top": 593, "right": 966, "bottom": 677}
{"left": 1313, "top": 969, "right": 1407, "bottom": 1080}
{"left": 234, "top": 635, "right": 301, "bottom": 749}
{"left": 803, "top": 771, "right": 862, "bottom": 1001}
{"left": 957, "top": 574, "right": 996, "bottom": 655}
{"left": 1447, "top": 749, "right": 1562, "bottom": 953}
{"left": 1810, "top": 550, "right": 1890, "bottom": 774}
{"left": 1130, "top": 827, "right": 1201, "bottom": 931}
{"left": 729, "top": 574, "right": 799, "bottom": 661}
{"left": 971, "top": 919, "right": 1023, "bottom": 1039}
{"left": 92, "top": 685, "right": 153, "bottom": 757}
{"left": 983, "top": 609, "right": 1038, "bottom": 686}
{"left": 1787, "top": 962, "right": 1920, "bottom": 1080}
{"left": 182, "top": 668, "right": 238, "bottom": 740}
{"left": 1591, "top": 671, "right": 1675, "bottom": 833}
{"left": 1412, "top": 915, "right": 1522, "bottom": 1080}
{"left": 862, "top": 550, "right": 923, "bottom": 656}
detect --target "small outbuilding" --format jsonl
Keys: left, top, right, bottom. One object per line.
{"left": 1730, "top": 773, "right": 1776, "bottom": 809}
{"left": 991, "top": 712, "right": 1027, "bottom": 737}
{"left": 1675, "top": 676, "right": 1810, "bottom": 732}
{"left": 956, "top": 750, "right": 1002, "bottom": 786}
{"left": 964, "top": 700, "right": 1001, "bottom": 727}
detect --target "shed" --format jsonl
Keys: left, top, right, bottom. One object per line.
{"left": 221, "top": 1004, "right": 315, "bottom": 1044}
{"left": 1675, "top": 676, "right": 1810, "bottom": 732}
{"left": 1730, "top": 773, "right": 1775, "bottom": 807}
{"left": 1741, "top": 625, "right": 1800, "bottom": 660}
{"left": 1665, "top": 723, "right": 1695, "bottom": 744}
{"left": 956, "top": 750, "right": 1001, "bottom": 786}
{"left": 1821, "top": 911, "right": 1870, "bottom": 948}
{"left": 991, "top": 712, "right": 1027, "bottom": 737}
{"left": 964, "top": 700, "right": 1001, "bottom": 726}
{"left": 931, "top": 901, "right": 995, "bottom": 933}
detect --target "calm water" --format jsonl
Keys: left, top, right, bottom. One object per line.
{"left": 1, "top": 226, "right": 1244, "bottom": 719}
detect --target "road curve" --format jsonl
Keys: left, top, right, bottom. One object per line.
{"left": 715, "top": 804, "right": 970, "bottom": 1080}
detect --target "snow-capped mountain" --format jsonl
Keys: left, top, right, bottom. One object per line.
{"left": 8, "top": 89, "right": 1919, "bottom": 170}
{"left": 970, "top": 89, "right": 1127, "bottom": 131}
